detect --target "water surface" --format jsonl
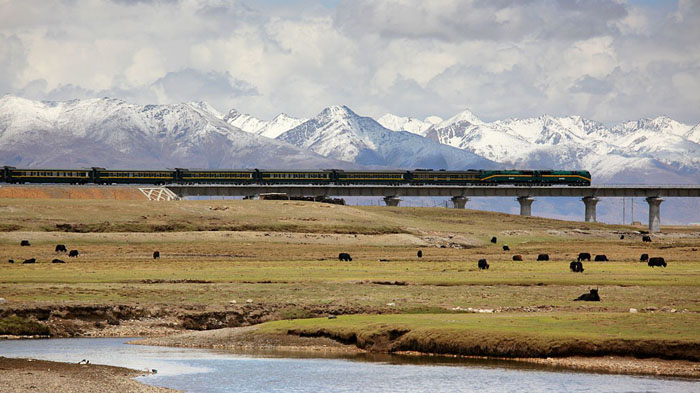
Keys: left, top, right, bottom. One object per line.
{"left": 0, "top": 338, "right": 696, "bottom": 393}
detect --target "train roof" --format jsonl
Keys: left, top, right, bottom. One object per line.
{"left": 334, "top": 169, "right": 408, "bottom": 174}
{"left": 178, "top": 168, "right": 257, "bottom": 172}
{"left": 94, "top": 168, "right": 175, "bottom": 171}
{"left": 6, "top": 167, "right": 92, "bottom": 171}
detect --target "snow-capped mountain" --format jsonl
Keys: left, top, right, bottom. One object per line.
{"left": 686, "top": 123, "right": 700, "bottom": 144}
{"left": 0, "top": 96, "right": 343, "bottom": 169}
{"left": 377, "top": 114, "right": 441, "bottom": 136}
{"left": 277, "top": 105, "right": 495, "bottom": 169}
{"left": 223, "top": 109, "right": 306, "bottom": 139}
{"left": 2, "top": 95, "right": 699, "bottom": 223}
{"left": 385, "top": 108, "right": 700, "bottom": 184}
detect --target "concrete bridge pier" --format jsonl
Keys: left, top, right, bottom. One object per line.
{"left": 451, "top": 196, "right": 469, "bottom": 209}
{"left": 646, "top": 197, "right": 663, "bottom": 232}
{"left": 582, "top": 196, "right": 600, "bottom": 222}
{"left": 517, "top": 196, "right": 534, "bottom": 216}
{"left": 383, "top": 196, "right": 401, "bottom": 207}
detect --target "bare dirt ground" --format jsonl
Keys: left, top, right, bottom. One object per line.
{"left": 0, "top": 357, "right": 175, "bottom": 393}
{"left": 0, "top": 185, "right": 146, "bottom": 200}
{"left": 135, "top": 325, "right": 360, "bottom": 353}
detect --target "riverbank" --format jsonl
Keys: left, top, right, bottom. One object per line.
{"left": 137, "top": 323, "right": 700, "bottom": 379}
{"left": 0, "top": 357, "right": 176, "bottom": 393}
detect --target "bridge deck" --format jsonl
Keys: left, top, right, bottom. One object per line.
{"left": 165, "top": 184, "right": 700, "bottom": 198}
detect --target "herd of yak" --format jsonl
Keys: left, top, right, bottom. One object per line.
{"left": 9, "top": 232, "right": 668, "bottom": 304}
{"left": 337, "top": 233, "right": 668, "bottom": 302}
{"left": 7, "top": 240, "right": 160, "bottom": 265}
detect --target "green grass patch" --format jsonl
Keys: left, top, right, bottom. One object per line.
{"left": 257, "top": 312, "right": 700, "bottom": 360}
{"left": 0, "top": 316, "right": 51, "bottom": 336}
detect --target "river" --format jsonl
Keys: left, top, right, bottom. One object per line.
{"left": 0, "top": 338, "right": 697, "bottom": 392}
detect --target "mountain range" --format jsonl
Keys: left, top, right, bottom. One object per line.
{"left": 1, "top": 95, "right": 699, "bottom": 223}
{"left": 0, "top": 96, "right": 342, "bottom": 169}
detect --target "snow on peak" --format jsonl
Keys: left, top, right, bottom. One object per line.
{"left": 437, "top": 108, "right": 484, "bottom": 128}
{"left": 377, "top": 113, "right": 433, "bottom": 136}
{"left": 186, "top": 101, "right": 221, "bottom": 118}
{"left": 685, "top": 123, "right": 700, "bottom": 144}
{"left": 613, "top": 116, "right": 692, "bottom": 137}
{"left": 424, "top": 115, "right": 443, "bottom": 125}
{"left": 256, "top": 113, "right": 306, "bottom": 139}
{"left": 317, "top": 105, "right": 356, "bottom": 121}
{"left": 277, "top": 105, "right": 494, "bottom": 169}
{"left": 223, "top": 109, "right": 266, "bottom": 133}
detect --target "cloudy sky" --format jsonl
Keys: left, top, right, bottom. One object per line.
{"left": 1, "top": 0, "right": 698, "bottom": 124}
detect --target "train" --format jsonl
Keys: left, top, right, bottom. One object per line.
{"left": 1, "top": 167, "right": 591, "bottom": 186}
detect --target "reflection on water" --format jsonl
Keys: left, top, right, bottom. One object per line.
{"left": 0, "top": 338, "right": 697, "bottom": 393}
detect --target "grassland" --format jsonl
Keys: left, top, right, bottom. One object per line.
{"left": 1, "top": 197, "right": 699, "bottom": 366}
{"left": 258, "top": 313, "right": 700, "bottom": 360}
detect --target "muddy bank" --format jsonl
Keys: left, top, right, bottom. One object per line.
{"left": 135, "top": 325, "right": 361, "bottom": 354}
{"left": 0, "top": 357, "right": 174, "bottom": 393}
{"left": 138, "top": 326, "right": 700, "bottom": 379}
{"left": 286, "top": 325, "right": 700, "bottom": 362}
{"left": 514, "top": 356, "right": 700, "bottom": 378}
{"left": 0, "top": 303, "right": 387, "bottom": 338}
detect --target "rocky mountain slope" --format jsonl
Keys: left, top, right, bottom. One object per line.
{"left": 224, "top": 109, "right": 306, "bottom": 139}
{"left": 0, "top": 96, "right": 341, "bottom": 169}
{"left": 277, "top": 106, "right": 495, "bottom": 169}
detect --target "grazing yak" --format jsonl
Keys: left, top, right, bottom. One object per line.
{"left": 338, "top": 253, "right": 352, "bottom": 262}
{"left": 537, "top": 254, "right": 549, "bottom": 261}
{"left": 502, "top": 245, "right": 510, "bottom": 251}
{"left": 574, "top": 289, "right": 600, "bottom": 301}
{"left": 52, "top": 259, "right": 65, "bottom": 264}
{"left": 512, "top": 255, "right": 523, "bottom": 261}
{"left": 153, "top": 251, "right": 160, "bottom": 259}
{"left": 68, "top": 250, "right": 79, "bottom": 258}
{"left": 577, "top": 252, "right": 591, "bottom": 262}
{"left": 22, "top": 258, "right": 36, "bottom": 264}
{"left": 620, "top": 235, "right": 625, "bottom": 240}
{"left": 490, "top": 237, "right": 497, "bottom": 244}
{"left": 594, "top": 255, "right": 609, "bottom": 262}
{"left": 417, "top": 250, "right": 423, "bottom": 258}
{"left": 20, "top": 240, "right": 31, "bottom": 247}
{"left": 8, "top": 259, "right": 14, "bottom": 264}
{"left": 648, "top": 257, "right": 667, "bottom": 268}
{"left": 642, "top": 235, "right": 652, "bottom": 242}
{"left": 640, "top": 253, "right": 649, "bottom": 262}
{"left": 55, "top": 244, "right": 67, "bottom": 253}
{"left": 569, "top": 261, "right": 584, "bottom": 273}
{"left": 478, "top": 259, "right": 489, "bottom": 270}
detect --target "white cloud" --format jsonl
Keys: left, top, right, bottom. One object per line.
{"left": 0, "top": 0, "right": 697, "bottom": 125}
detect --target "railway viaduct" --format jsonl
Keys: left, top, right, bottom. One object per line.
{"left": 165, "top": 184, "right": 700, "bottom": 233}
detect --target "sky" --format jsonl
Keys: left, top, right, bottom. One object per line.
{"left": 0, "top": 0, "right": 698, "bottom": 125}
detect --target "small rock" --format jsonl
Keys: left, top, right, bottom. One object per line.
{"left": 229, "top": 300, "right": 237, "bottom": 304}
{"left": 246, "top": 299, "right": 253, "bottom": 303}
{"left": 0, "top": 298, "right": 6, "bottom": 304}
{"left": 327, "top": 315, "right": 337, "bottom": 319}
{"left": 386, "top": 302, "right": 396, "bottom": 307}
{"left": 629, "top": 308, "right": 638, "bottom": 313}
